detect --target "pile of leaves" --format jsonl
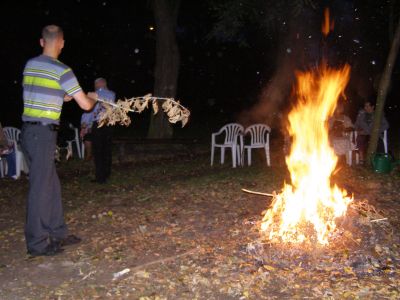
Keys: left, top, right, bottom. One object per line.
{"left": 97, "top": 94, "right": 190, "bottom": 128}
{"left": 245, "top": 197, "right": 400, "bottom": 291}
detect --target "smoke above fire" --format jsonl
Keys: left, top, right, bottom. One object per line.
{"left": 238, "top": 4, "right": 372, "bottom": 130}
{"left": 238, "top": 11, "right": 322, "bottom": 131}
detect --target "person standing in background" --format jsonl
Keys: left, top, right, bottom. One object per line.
{"left": 91, "top": 78, "right": 115, "bottom": 184}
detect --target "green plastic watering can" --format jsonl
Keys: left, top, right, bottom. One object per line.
{"left": 371, "top": 153, "right": 400, "bottom": 174}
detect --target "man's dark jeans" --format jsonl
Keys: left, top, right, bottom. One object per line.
{"left": 21, "top": 123, "right": 67, "bottom": 253}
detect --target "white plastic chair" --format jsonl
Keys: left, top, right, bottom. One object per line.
{"left": 66, "top": 123, "right": 83, "bottom": 159}
{"left": 211, "top": 123, "right": 244, "bottom": 168}
{"left": 243, "top": 124, "right": 271, "bottom": 166}
{"left": 346, "top": 131, "right": 357, "bottom": 166}
{"left": 3, "top": 127, "right": 29, "bottom": 178}
{"left": 382, "top": 129, "right": 388, "bottom": 154}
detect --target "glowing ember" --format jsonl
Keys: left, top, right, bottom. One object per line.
{"left": 322, "top": 7, "right": 334, "bottom": 37}
{"left": 261, "top": 63, "right": 353, "bottom": 245}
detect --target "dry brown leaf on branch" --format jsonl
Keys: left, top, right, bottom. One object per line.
{"left": 133, "top": 98, "right": 149, "bottom": 113}
{"left": 143, "top": 93, "right": 152, "bottom": 102}
{"left": 161, "top": 99, "right": 173, "bottom": 111}
{"left": 96, "top": 95, "right": 190, "bottom": 128}
{"left": 166, "top": 104, "right": 180, "bottom": 118}
{"left": 160, "top": 99, "right": 191, "bottom": 127}
{"left": 97, "top": 103, "right": 114, "bottom": 127}
{"left": 97, "top": 98, "right": 133, "bottom": 127}
{"left": 152, "top": 99, "right": 159, "bottom": 115}
{"left": 181, "top": 110, "right": 190, "bottom": 127}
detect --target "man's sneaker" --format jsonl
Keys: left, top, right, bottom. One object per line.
{"left": 51, "top": 234, "right": 82, "bottom": 247}
{"left": 60, "top": 235, "right": 82, "bottom": 246}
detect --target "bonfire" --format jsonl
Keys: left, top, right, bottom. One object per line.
{"left": 259, "top": 7, "right": 353, "bottom": 245}
{"left": 244, "top": 9, "right": 398, "bottom": 283}
{"left": 260, "top": 63, "right": 352, "bottom": 245}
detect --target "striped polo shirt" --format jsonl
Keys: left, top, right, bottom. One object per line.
{"left": 22, "top": 54, "right": 82, "bottom": 125}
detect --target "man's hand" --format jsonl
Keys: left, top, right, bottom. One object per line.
{"left": 64, "top": 94, "right": 73, "bottom": 102}
{"left": 80, "top": 129, "right": 87, "bottom": 139}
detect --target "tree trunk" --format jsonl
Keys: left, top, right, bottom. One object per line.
{"left": 388, "top": 0, "right": 395, "bottom": 43}
{"left": 367, "top": 18, "right": 400, "bottom": 164}
{"left": 147, "top": 0, "right": 180, "bottom": 139}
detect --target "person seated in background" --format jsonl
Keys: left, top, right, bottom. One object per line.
{"left": 56, "top": 119, "right": 76, "bottom": 160}
{"left": 0, "top": 122, "right": 17, "bottom": 179}
{"left": 80, "top": 110, "right": 94, "bottom": 160}
{"left": 354, "top": 100, "right": 389, "bottom": 164}
{"left": 328, "top": 101, "right": 354, "bottom": 162}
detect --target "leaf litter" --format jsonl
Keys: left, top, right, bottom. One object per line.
{"left": 0, "top": 155, "right": 399, "bottom": 299}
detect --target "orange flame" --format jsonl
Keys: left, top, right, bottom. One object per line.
{"left": 261, "top": 63, "right": 352, "bottom": 245}
{"left": 322, "top": 8, "right": 334, "bottom": 37}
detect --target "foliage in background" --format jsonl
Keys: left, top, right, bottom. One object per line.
{"left": 207, "top": 0, "right": 316, "bottom": 46}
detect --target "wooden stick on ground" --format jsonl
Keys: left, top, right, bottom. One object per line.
{"left": 119, "top": 247, "right": 201, "bottom": 280}
{"left": 241, "top": 188, "right": 274, "bottom": 197}
{"left": 370, "top": 218, "right": 388, "bottom": 223}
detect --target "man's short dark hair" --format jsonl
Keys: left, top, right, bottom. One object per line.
{"left": 365, "top": 99, "right": 376, "bottom": 107}
{"left": 41, "top": 25, "right": 63, "bottom": 41}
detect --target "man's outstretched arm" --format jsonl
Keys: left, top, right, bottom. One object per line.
{"left": 72, "top": 91, "right": 97, "bottom": 111}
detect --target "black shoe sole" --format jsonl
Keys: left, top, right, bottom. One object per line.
{"left": 27, "top": 247, "right": 64, "bottom": 257}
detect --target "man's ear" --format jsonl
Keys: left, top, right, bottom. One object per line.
{"left": 40, "top": 38, "right": 45, "bottom": 48}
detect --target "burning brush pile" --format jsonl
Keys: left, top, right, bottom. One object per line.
{"left": 246, "top": 195, "right": 399, "bottom": 279}
{"left": 245, "top": 9, "right": 400, "bottom": 280}
{"left": 244, "top": 63, "right": 400, "bottom": 276}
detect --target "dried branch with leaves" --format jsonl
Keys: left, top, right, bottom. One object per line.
{"left": 96, "top": 94, "right": 190, "bottom": 128}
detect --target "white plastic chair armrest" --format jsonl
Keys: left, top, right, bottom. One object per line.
{"left": 211, "top": 131, "right": 225, "bottom": 143}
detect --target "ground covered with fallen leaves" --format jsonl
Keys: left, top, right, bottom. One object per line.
{"left": 0, "top": 147, "right": 400, "bottom": 299}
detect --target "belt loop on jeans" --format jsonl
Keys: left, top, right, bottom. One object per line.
{"left": 48, "top": 124, "right": 59, "bottom": 131}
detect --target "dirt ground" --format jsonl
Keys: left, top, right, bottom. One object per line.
{"left": 0, "top": 149, "right": 399, "bottom": 299}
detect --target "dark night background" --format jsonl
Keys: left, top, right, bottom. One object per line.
{"left": 0, "top": 1, "right": 399, "bottom": 143}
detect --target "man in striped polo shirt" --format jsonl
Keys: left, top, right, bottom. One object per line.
{"left": 21, "top": 25, "right": 97, "bottom": 257}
